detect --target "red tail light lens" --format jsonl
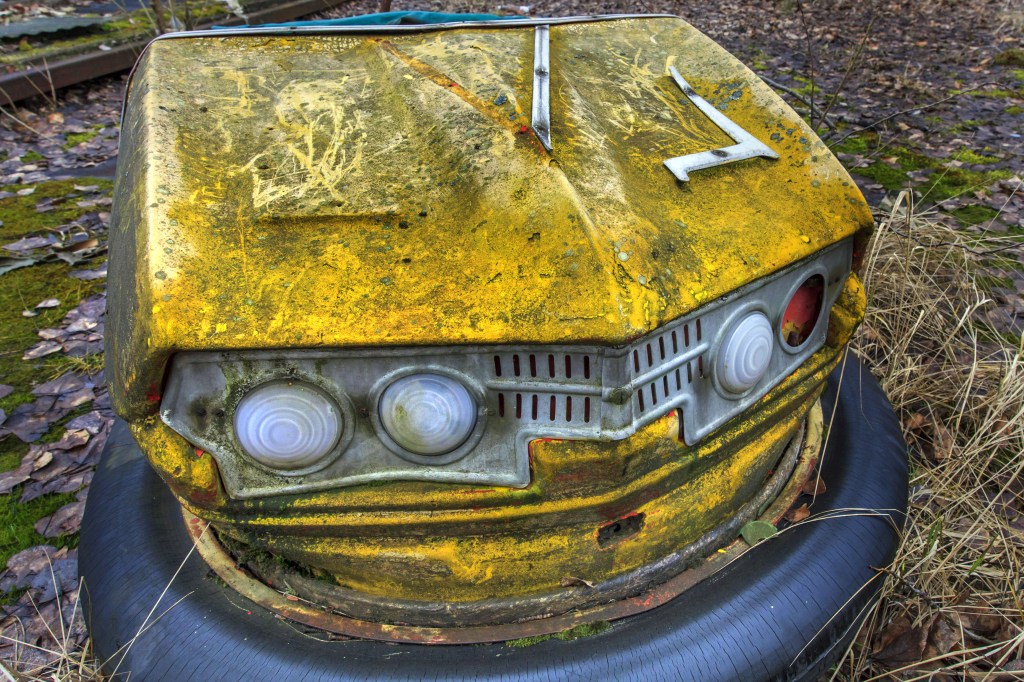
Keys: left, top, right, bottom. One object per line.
{"left": 781, "top": 275, "right": 824, "bottom": 347}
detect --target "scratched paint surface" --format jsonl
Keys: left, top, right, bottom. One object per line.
{"left": 108, "top": 16, "right": 871, "bottom": 419}
{"left": 105, "top": 16, "right": 871, "bottom": 601}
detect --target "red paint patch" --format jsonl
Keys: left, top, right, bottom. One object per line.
{"left": 194, "top": 448, "right": 205, "bottom": 459}
{"left": 190, "top": 489, "right": 220, "bottom": 505}
{"left": 518, "top": 125, "right": 529, "bottom": 134}
{"left": 552, "top": 471, "right": 588, "bottom": 484}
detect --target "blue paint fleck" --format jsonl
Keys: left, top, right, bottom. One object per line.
{"left": 494, "top": 94, "right": 508, "bottom": 105}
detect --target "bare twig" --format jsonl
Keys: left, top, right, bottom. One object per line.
{"left": 795, "top": 0, "right": 817, "bottom": 125}
{"left": 817, "top": 10, "right": 878, "bottom": 132}
{"left": 828, "top": 83, "right": 1000, "bottom": 147}
{"left": 760, "top": 75, "right": 837, "bottom": 132}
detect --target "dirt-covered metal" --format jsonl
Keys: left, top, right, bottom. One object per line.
{"left": 107, "top": 15, "right": 872, "bottom": 423}
{"left": 187, "top": 401, "right": 821, "bottom": 640}
{"left": 106, "top": 14, "right": 872, "bottom": 612}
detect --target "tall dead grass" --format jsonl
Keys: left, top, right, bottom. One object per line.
{"left": 835, "top": 192, "right": 1024, "bottom": 680}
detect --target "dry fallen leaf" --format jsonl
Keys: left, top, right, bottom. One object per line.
{"left": 932, "top": 422, "right": 955, "bottom": 461}
{"left": 22, "top": 340, "right": 61, "bottom": 360}
{"left": 873, "top": 614, "right": 929, "bottom": 666}
{"left": 34, "top": 501, "right": 85, "bottom": 538}
{"left": 904, "top": 413, "right": 927, "bottom": 430}
{"left": 786, "top": 503, "right": 811, "bottom": 523}
{"left": 801, "top": 477, "right": 827, "bottom": 496}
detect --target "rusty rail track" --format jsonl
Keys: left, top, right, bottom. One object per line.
{"left": 0, "top": 0, "right": 345, "bottom": 107}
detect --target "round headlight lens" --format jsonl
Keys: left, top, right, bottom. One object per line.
{"left": 378, "top": 374, "right": 477, "bottom": 456}
{"left": 716, "top": 312, "right": 774, "bottom": 394}
{"left": 234, "top": 382, "right": 341, "bottom": 470}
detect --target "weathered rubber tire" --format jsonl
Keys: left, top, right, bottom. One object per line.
{"left": 80, "top": 356, "right": 908, "bottom": 681}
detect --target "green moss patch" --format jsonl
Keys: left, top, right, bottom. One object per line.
{"left": 835, "top": 133, "right": 1013, "bottom": 203}
{"left": 505, "top": 621, "right": 612, "bottom": 648}
{"left": 0, "top": 178, "right": 112, "bottom": 241}
{"left": 950, "top": 205, "right": 1001, "bottom": 226}
{"left": 950, "top": 87, "right": 1024, "bottom": 99}
{"left": 0, "top": 178, "right": 110, "bottom": 573}
{"left": 0, "top": 492, "right": 78, "bottom": 579}
{"left": 994, "top": 48, "right": 1024, "bottom": 67}
{"left": 956, "top": 150, "right": 1001, "bottom": 165}
{"left": 62, "top": 128, "right": 103, "bottom": 150}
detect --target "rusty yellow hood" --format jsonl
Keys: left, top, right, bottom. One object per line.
{"left": 108, "top": 15, "right": 871, "bottom": 417}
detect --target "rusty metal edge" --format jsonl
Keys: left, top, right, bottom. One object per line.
{"left": 183, "top": 402, "right": 822, "bottom": 645}
{"left": 0, "top": 0, "right": 344, "bottom": 107}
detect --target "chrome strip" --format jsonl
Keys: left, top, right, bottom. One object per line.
{"left": 663, "top": 66, "right": 780, "bottom": 182}
{"left": 143, "top": 14, "right": 676, "bottom": 41}
{"left": 531, "top": 25, "right": 552, "bottom": 151}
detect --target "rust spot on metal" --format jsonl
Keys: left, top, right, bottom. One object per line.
{"left": 597, "top": 512, "right": 645, "bottom": 548}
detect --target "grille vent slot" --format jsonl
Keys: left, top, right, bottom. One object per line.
{"left": 495, "top": 391, "right": 592, "bottom": 424}
{"left": 631, "top": 319, "right": 705, "bottom": 414}
{"left": 493, "top": 353, "right": 594, "bottom": 382}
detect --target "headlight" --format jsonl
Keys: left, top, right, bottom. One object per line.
{"left": 781, "top": 275, "right": 824, "bottom": 348}
{"left": 233, "top": 381, "right": 342, "bottom": 470}
{"left": 378, "top": 374, "right": 477, "bottom": 456}
{"left": 715, "top": 311, "right": 773, "bottom": 394}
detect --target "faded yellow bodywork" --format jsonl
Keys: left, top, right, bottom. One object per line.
{"left": 108, "top": 16, "right": 872, "bottom": 604}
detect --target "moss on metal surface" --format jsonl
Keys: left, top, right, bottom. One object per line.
{"left": 505, "top": 621, "right": 612, "bottom": 647}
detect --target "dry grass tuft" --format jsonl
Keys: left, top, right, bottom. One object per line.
{"left": 0, "top": 578, "right": 102, "bottom": 681}
{"left": 834, "top": 192, "right": 1024, "bottom": 680}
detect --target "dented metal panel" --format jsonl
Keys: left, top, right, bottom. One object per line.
{"left": 106, "top": 14, "right": 874, "bottom": 608}
{"left": 107, "top": 16, "right": 872, "bottom": 422}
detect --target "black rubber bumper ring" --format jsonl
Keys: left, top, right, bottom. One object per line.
{"left": 81, "top": 356, "right": 908, "bottom": 681}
